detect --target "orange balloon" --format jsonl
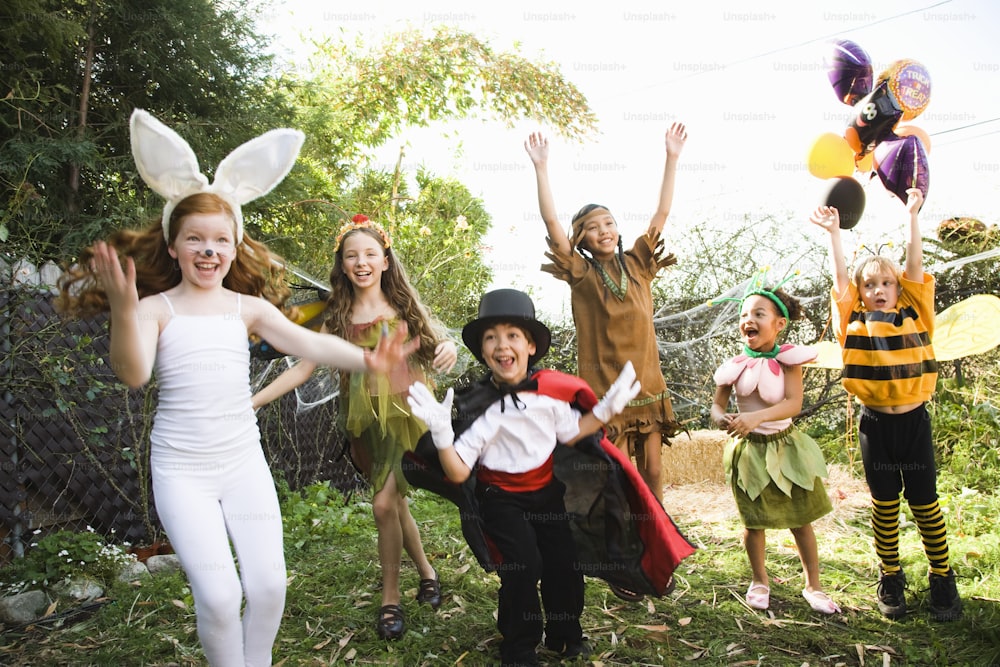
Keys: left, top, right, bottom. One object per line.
{"left": 894, "top": 124, "right": 932, "bottom": 154}
{"left": 808, "top": 132, "right": 855, "bottom": 179}
{"left": 855, "top": 152, "right": 874, "bottom": 173}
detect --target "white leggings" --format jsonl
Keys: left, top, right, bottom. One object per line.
{"left": 153, "top": 448, "right": 286, "bottom": 667}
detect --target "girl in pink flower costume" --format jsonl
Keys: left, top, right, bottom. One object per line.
{"left": 710, "top": 275, "right": 840, "bottom": 615}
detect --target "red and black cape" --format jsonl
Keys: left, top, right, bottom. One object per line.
{"left": 402, "top": 369, "right": 696, "bottom": 597}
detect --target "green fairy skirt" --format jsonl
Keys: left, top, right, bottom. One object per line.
{"left": 723, "top": 426, "right": 833, "bottom": 530}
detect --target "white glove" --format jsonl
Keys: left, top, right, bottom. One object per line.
{"left": 407, "top": 382, "right": 455, "bottom": 450}
{"left": 592, "top": 361, "right": 641, "bottom": 423}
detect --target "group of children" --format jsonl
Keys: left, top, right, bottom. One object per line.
{"left": 56, "top": 110, "right": 963, "bottom": 667}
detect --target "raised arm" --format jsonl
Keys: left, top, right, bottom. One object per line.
{"left": 524, "top": 132, "right": 572, "bottom": 257}
{"left": 809, "top": 205, "right": 850, "bottom": 297}
{"left": 245, "top": 298, "right": 416, "bottom": 374}
{"left": 251, "top": 357, "right": 318, "bottom": 409}
{"left": 90, "top": 242, "right": 160, "bottom": 388}
{"left": 647, "top": 122, "right": 688, "bottom": 237}
{"left": 903, "top": 188, "right": 924, "bottom": 279}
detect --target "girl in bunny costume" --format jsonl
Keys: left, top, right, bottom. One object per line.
{"left": 58, "top": 110, "right": 416, "bottom": 666}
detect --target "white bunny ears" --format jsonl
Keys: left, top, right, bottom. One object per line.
{"left": 129, "top": 109, "right": 305, "bottom": 244}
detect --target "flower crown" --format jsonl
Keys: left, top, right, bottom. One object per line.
{"left": 708, "top": 267, "right": 798, "bottom": 319}
{"left": 334, "top": 214, "right": 392, "bottom": 251}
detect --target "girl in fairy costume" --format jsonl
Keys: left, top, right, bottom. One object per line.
{"left": 710, "top": 274, "right": 840, "bottom": 615}
{"left": 252, "top": 215, "right": 457, "bottom": 639}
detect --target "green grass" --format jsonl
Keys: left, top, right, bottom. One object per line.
{"left": 2, "top": 471, "right": 999, "bottom": 667}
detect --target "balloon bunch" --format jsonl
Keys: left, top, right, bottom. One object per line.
{"left": 808, "top": 39, "right": 932, "bottom": 228}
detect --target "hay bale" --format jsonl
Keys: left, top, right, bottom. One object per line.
{"left": 662, "top": 429, "right": 728, "bottom": 485}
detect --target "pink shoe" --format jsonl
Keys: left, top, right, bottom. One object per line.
{"left": 802, "top": 588, "right": 841, "bottom": 614}
{"left": 746, "top": 583, "right": 770, "bottom": 610}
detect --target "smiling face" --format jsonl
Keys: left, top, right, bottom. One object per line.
{"left": 481, "top": 322, "right": 536, "bottom": 385}
{"left": 739, "top": 294, "right": 787, "bottom": 352}
{"left": 167, "top": 211, "right": 237, "bottom": 288}
{"left": 578, "top": 212, "right": 619, "bottom": 260}
{"left": 340, "top": 230, "right": 389, "bottom": 291}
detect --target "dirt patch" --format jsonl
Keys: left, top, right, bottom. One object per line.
{"left": 663, "top": 430, "right": 871, "bottom": 538}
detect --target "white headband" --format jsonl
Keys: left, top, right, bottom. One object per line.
{"left": 129, "top": 109, "right": 305, "bottom": 244}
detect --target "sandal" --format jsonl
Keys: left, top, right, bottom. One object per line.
{"left": 376, "top": 604, "right": 405, "bottom": 640}
{"left": 746, "top": 582, "right": 770, "bottom": 610}
{"left": 802, "top": 588, "right": 841, "bottom": 614}
{"left": 416, "top": 574, "right": 442, "bottom": 610}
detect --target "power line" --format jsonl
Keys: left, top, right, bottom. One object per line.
{"left": 929, "top": 117, "right": 1000, "bottom": 137}
{"left": 628, "top": 1, "right": 954, "bottom": 92}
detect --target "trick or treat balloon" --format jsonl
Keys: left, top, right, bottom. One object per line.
{"left": 880, "top": 59, "right": 932, "bottom": 121}
{"left": 808, "top": 131, "right": 856, "bottom": 179}
{"left": 827, "top": 40, "right": 873, "bottom": 106}
{"left": 874, "top": 134, "right": 929, "bottom": 204}
{"left": 844, "top": 79, "right": 903, "bottom": 158}
{"left": 823, "top": 176, "right": 866, "bottom": 230}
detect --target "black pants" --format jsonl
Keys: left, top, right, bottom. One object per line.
{"left": 859, "top": 403, "right": 938, "bottom": 504}
{"left": 477, "top": 478, "right": 584, "bottom": 664}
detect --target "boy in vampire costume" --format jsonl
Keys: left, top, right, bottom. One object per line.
{"left": 405, "top": 289, "right": 695, "bottom": 664}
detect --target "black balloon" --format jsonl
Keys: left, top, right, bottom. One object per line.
{"left": 844, "top": 80, "right": 903, "bottom": 158}
{"left": 823, "top": 177, "right": 866, "bottom": 230}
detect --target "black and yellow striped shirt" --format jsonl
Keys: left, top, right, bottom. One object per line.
{"left": 833, "top": 273, "right": 937, "bottom": 406}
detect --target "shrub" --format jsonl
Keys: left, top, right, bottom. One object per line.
{"left": 21, "top": 527, "right": 135, "bottom": 587}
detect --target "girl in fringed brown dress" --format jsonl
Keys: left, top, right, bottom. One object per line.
{"left": 524, "top": 124, "right": 687, "bottom": 510}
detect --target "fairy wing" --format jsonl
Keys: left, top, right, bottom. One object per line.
{"left": 934, "top": 294, "right": 1000, "bottom": 362}
{"left": 250, "top": 263, "right": 330, "bottom": 359}
{"left": 806, "top": 341, "right": 845, "bottom": 370}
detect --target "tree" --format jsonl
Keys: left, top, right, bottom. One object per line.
{"left": 262, "top": 24, "right": 599, "bottom": 326}
{"left": 0, "top": 0, "right": 292, "bottom": 262}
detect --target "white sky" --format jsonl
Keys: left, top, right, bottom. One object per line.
{"left": 264, "top": 0, "right": 1000, "bottom": 320}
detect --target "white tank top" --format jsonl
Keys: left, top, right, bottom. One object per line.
{"left": 150, "top": 293, "right": 259, "bottom": 461}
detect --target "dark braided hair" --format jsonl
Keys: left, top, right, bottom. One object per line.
{"left": 570, "top": 203, "right": 634, "bottom": 284}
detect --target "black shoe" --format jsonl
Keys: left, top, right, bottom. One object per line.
{"left": 876, "top": 569, "right": 907, "bottom": 619}
{"left": 563, "top": 639, "right": 592, "bottom": 659}
{"left": 416, "top": 574, "right": 442, "bottom": 610}
{"left": 928, "top": 570, "right": 962, "bottom": 622}
{"left": 608, "top": 582, "right": 645, "bottom": 602}
{"left": 543, "top": 635, "right": 591, "bottom": 659}
{"left": 376, "top": 604, "right": 405, "bottom": 640}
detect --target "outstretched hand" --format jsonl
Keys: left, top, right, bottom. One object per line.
{"left": 592, "top": 361, "right": 641, "bottom": 423}
{"left": 432, "top": 340, "right": 459, "bottom": 374}
{"left": 665, "top": 122, "right": 688, "bottom": 158}
{"left": 90, "top": 241, "right": 138, "bottom": 314}
{"left": 809, "top": 205, "right": 841, "bottom": 233}
{"left": 366, "top": 322, "right": 420, "bottom": 375}
{"left": 407, "top": 381, "right": 455, "bottom": 450}
{"left": 524, "top": 132, "right": 549, "bottom": 165}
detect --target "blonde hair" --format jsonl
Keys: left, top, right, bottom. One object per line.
{"left": 852, "top": 255, "right": 902, "bottom": 290}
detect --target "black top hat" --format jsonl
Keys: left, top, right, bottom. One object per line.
{"left": 461, "top": 289, "right": 552, "bottom": 367}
